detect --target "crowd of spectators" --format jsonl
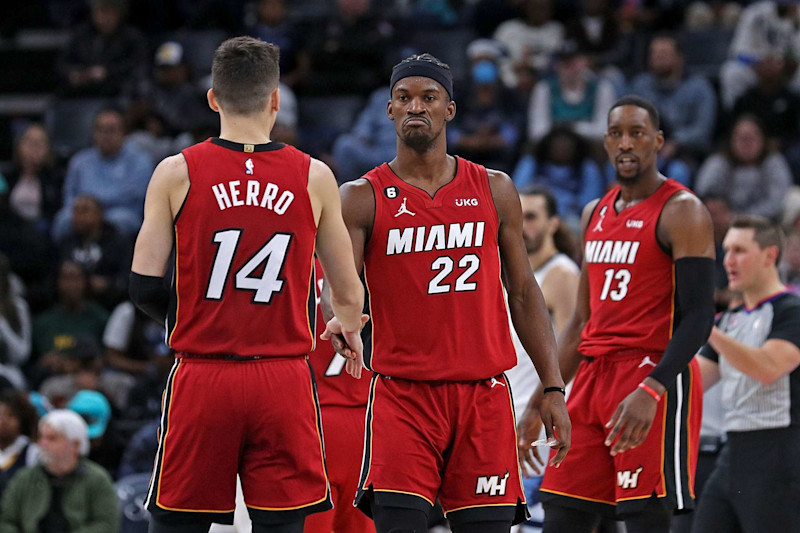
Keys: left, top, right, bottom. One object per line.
{"left": 0, "top": 0, "right": 798, "bottom": 529}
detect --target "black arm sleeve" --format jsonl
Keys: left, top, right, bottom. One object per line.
{"left": 649, "top": 257, "right": 716, "bottom": 388}
{"left": 129, "top": 272, "right": 169, "bottom": 324}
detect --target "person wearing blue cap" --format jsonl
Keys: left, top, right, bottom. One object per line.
{"left": 0, "top": 409, "right": 119, "bottom": 532}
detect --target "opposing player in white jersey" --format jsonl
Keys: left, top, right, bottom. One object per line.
{"left": 506, "top": 186, "right": 579, "bottom": 532}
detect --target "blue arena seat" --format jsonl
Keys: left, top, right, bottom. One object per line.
{"left": 680, "top": 29, "right": 734, "bottom": 80}
{"left": 297, "top": 94, "right": 365, "bottom": 156}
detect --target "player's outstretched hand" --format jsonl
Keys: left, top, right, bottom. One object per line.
{"left": 539, "top": 392, "right": 571, "bottom": 468}
{"left": 516, "top": 405, "right": 546, "bottom": 477}
{"left": 321, "top": 315, "right": 370, "bottom": 379}
{"left": 604, "top": 387, "right": 657, "bottom": 456}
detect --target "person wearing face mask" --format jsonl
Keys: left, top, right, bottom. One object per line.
{"left": 449, "top": 39, "right": 523, "bottom": 173}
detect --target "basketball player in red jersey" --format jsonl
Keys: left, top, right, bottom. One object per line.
{"left": 304, "top": 259, "right": 375, "bottom": 533}
{"left": 519, "top": 95, "right": 716, "bottom": 533}
{"left": 128, "top": 37, "right": 366, "bottom": 533}
{"left": 323, "top": 54, "right": 570, "bottom": 533}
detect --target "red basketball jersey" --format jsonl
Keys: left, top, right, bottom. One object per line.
{"left": 580, "top": 178, "right": 688, "bottom": 357}
{"left": 168, "top": 138, "right": 317, "bottom": 357}
{"left": 308, "top": 258, "right": 371, "bottom": 407}
{"left": 362, "top": 158, "right": 516, "bottom": 381}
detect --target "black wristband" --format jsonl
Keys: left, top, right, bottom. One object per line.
{"left": 543, "top": 387, "right": 566, "bottom": 395}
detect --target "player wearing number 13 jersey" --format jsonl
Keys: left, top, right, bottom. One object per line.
{"left": 524, "top": 96, "right": 716, "bottom": 533}
{"left": 331, "top": 54, "right": 570, "bottom": 533}
{"left": 129, "top": 37, "right": 365, "bottom": 533}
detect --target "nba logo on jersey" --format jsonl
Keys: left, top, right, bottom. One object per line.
{"left": 245, "top": 158, "right": 254, "bottom": 175}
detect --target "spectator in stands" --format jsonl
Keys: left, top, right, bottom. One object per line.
{"left": 695, "top": 216, "right": 800, "bottom": 532}
{"left": 512, "top": 125, "right": 604, "bottom": 230}
{"left": 304, "top": 0, "right": 393, "bottom": 95}
{"left": 631, "top": 34, "right": 717, "bottom": 161}
{"left": 493, "top": 0, "right": 564, "bottom": 94}
{"left": 780, "top": 228, "right": 800, "bottom": 290}
{"left": 271, "top": 83, "right": 298, "bottom": 146}
{"left": 6, "top": 124, "right": 62, "bottom": 231}
{"left": 0, "top": 391, "right": 39, "bottom": 497}
{"left": 57, "top": 0, "right": 147, "bottom": 97}
{"left": 449, "top": 39, "right": 523, "bottom": 172}
{"left": 66, "top": 389, "right": 121, "bottom": 475}
{"left": 0, "top": 409, "right": 119, "bottom": 532}
{"left": 57, "top": 195, "right": 132, "bottom": 308}
{"left": 31, "top": 260, "right": 108, "bottom": 387}
{"left": 247, "top": 0, "right": 310, "bottom": 89}
{"left": 565, "top": 0, "right": 626, "bottom": 84}
{"left": 720, "top": 1, "right": 800, "bottom": 109}
{"left": 527, "top": 40, "right": 617, "bottom": 144}
{"left": 117, "top": 418, "right": 158, "bottom": 478}
{"left": 121, "top": 339, "right": 173, "bottom": 422}
{"left": 103, "top": 299, "right": 166, "bottom": 377}
{"left": 52, "top": 107, "right": 154, "bottom": 241}
{"left": 695, "top": 114, "right": 792, "bottom": 221}
{"left": 703, "top": 195, "right": 735, "bottom": 312}
{"left": 0, "top": 255, "right": 31, "bottom": 391}
{"left": 331, "top": 86, "right": 397, "bottom": 183}
{"left": 39, "top": 337, "right": 133, "bottom": 412}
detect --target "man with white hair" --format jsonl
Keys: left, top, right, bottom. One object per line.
{"left": 0, "top": 409, "right": 119, "bottom": 532}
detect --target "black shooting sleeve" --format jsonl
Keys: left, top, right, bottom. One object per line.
{"left": 129, "top": 272, "right": 169, "bottom": 324}
{"left": 648, "top": 256, "right": 715, "bottom": 388}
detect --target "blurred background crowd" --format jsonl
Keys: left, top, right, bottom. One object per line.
{"left": 0, "top": 0, "right": 798, "bottom": 530}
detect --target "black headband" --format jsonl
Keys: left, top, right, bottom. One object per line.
{"left": 390, "top": 60, "right": 453, "bottom": 99}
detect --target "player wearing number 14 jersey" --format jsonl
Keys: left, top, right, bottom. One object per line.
{"left": 329, "top": 54, "right": 570, "bottom": 533}
{"left": 129, "top": 37, "right": 364, "bottom": 533}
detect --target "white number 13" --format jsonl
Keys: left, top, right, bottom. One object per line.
{"left": 599, "top": 268, "right": 630, "bottom": 301}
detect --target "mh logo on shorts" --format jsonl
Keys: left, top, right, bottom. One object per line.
{"left": 617, "top": 466, "right": 643, "bottom": 489}
{"left": 475, "top": 471, "right": 509, "bottom": 496}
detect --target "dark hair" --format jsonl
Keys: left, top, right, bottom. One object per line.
{"left": 212, "top": 37, "right": 280, "bottom": 115}
{"left": 519, "top": 185, "right": 558, "bottom": 217}
{"left": 726, "top": 113, "right": 768, "bottom": 166}
{"left": 608, "top": 95, "right": 660, "bottom": 130}
{"left": 650, "top": 32, "right": 682, "bottom": 56}
{"left": 518, "top": 184, "right": 579, "bottom": 260}
{"left": 534, "top": 124, "right": 590, "bottom": 173}
{"left": 396, "top": 53, "right": 451, "bottom": 72}
{"left": 731, "top": 214, "right": 785, "bottom": 263}
{"left": 0, "top": 390, "right": 39, "bottom": 440}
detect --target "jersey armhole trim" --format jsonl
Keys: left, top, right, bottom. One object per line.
{"left": 654, "top": 188, "right": 687, "bottom": 257}
{"left": 173, "top": 152, "right": 191, "bottom": 225}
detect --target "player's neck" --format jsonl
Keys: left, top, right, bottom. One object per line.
{"left": 390, "top": 143, "right": 455, "bottom": 192}
{"left": 528, "top": 241, "right": 558, "bottom": 272}
{"left": 617, "top": 172, "right": 665, "bottom": 207}
{"left": 219, "top": 114, "right": 274, "bottom": 145}
{"left": 742, "top": 273, "right": 785, "bottom": 309}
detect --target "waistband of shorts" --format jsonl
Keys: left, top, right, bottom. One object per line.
{"left": 581, "top": 350, "right": 663, "bottom": 363}
{"left": 377, "top": 373, "right": 505, "bottom": 385}
{"left": 175, "top": 352, "right": 306, "bottom": 362}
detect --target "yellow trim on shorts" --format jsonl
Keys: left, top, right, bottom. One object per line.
{"left": 538, "top": 488, "right": 617, "bottom": 506}
{"left": 246, "top": 493, "right": 330, "bottom": 512}
{"left": 445, "top": 502, "right": 518, "bottom": 515}
{"left": 155, "top": 358, "right": 182, "bottom": 509}
{"left": 373, "top": 489, "right": 435, "bottom": 507}
{"left": 154, "top": 503, "right": 235, "bottom": 513}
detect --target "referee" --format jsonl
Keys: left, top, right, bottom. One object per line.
{"left": 695, "top": 215, "right": 800, "bottom": 532}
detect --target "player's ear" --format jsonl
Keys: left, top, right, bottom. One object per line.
{"left": 445, "top": 99, "right": 456, "bottom": 122}
{"left": 387, "top": 99, "right": 394, "bottom": 121}
{"left": 207, "top": 89, "right": 220, "bottom": 113}
{"left": 270, "top": 86, "right": 280, "bottom": 114}
{"left": 655, "top": 129, "right": 665, "bottom": 151}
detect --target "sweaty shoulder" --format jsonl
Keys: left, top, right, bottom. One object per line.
{"left": 340, "top": 177, "right": 375, "bottom": 232}
{"left": 658, "top": 189, "right": 714, "bottom": 259}
{"left": 486, "top": 168, "right": 517, "bottom": 224}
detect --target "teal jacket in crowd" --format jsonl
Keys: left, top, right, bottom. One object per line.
{"left": 0, "top": 459, "right": 120, "bottom": 533}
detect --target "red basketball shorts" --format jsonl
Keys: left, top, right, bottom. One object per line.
{"left": 145, "top": 356, "right": 332, "bottom": 525}
{"left": 540, "top": 353, "right": 702, "bottom": 516}
{"left": 304, "top": 404, "right": 375, "bottom": 533}
{"left": 356, "top": 374, "right": 528, "bottom": 526}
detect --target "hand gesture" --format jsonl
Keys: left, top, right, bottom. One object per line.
{"left": 516, "top": 404, "right": 546, "bottom": 477}
{"left": 604, "top": 386, "right": 658, "bottom": 456}
{"left": 320, "top": 314, "right": 370, "bottom": 378}
{"left": 539, "top": 391, "right": 571, "bottom": 468}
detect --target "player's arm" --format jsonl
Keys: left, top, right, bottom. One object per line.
{"left": 308, "top": 159, "right": 366, "bottom": 376}
{"left": 605, "top": 191, "right": 715, "bottom": 455}
{"left": 319, "top": 178, "right": 373, "bottom": 367}
{"left": 541, "top": 266, "right": 579, "bottom": 336}
{"left": 488, "top": 169, "right": 570, "bottom": 469}
{"left": 129, "top": 154, "right": 188, "bottom": 323}
{"left": 696, "top": 354, "right": 721, "bottom": 391}
{"left": 516, "top": 200, "right": 595, "bottom": 474}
